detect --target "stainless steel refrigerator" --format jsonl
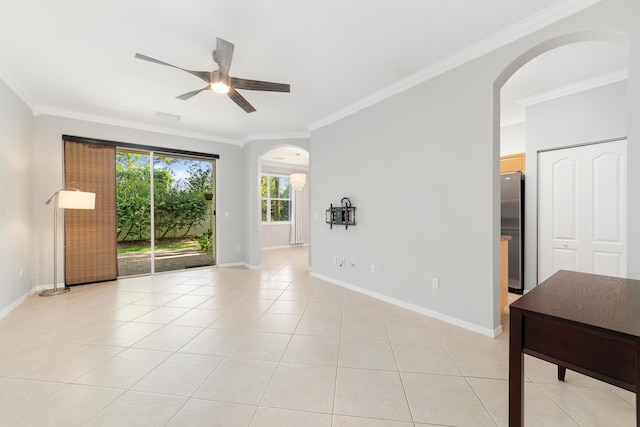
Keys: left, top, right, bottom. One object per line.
{"left": 500, "top": 171, "right": 524, "bottom": 293}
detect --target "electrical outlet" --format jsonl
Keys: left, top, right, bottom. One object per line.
{"left": 432, "top": 278, "right": 440, "bottom": 289}
{"left": 349, "top": 261, "right": 357, "bottom": 269}
{"left": 370, "top": 264, "right": 376, "bottom": 273}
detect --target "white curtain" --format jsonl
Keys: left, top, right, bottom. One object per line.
{"left": 290, "top": 189, "right": 304, "bottom": 245}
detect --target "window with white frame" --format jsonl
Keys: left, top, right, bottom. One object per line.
{"left": 261, "top": 174, "right": 291, "bottom": 222}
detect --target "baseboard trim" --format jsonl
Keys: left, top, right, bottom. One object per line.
{"left": 218, "top": 261, "right": 261, "bottom": 270}
{"left": 0, "top": 292, "right": 30, "bottom": 321}
{"left": 311, "top": 272, "right": 501, "bottom": 338}
{"left": 262, "top": 244, "right": 309, "bottom": 251}
{"left": 218, "top": 262, "right": 241, "bottom": 268}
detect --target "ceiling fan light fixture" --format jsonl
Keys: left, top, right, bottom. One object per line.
{"left": 211, "top": 82, "right": 230, "bottom": 94}
{"left": 136, "top": 37, "right": 290, "bottom": 112}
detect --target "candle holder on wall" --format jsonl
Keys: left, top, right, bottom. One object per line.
{"left": 326, "top": 197, "right": 356, "bottom": 230}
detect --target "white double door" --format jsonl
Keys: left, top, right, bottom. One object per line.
{"left": 538, "top": 139, "right": 627, "bottom": 283}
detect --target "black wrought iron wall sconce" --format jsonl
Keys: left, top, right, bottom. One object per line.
{"left": 326, "top": 197, "right": 356, "bottom": 229}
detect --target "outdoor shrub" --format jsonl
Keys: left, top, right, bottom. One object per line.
{"left": 196, "top": 229, "right": 213, "bottom": 253}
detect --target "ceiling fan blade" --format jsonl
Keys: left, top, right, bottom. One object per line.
{"left": 213, "top": 37, "right": 234, "bottom": 78}
{"left": 176, "top": 86, "right": 211, "bottom": 100}
{"left": 135, "top": 53, "right": 210, "bottom": 83}
{"left": 227, "top": 87, "right": 256, "bottom": 113}
{"left": 230, "top": 77, "right": 290, "bottom": 92}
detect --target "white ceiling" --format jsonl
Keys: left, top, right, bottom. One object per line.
{"left": 262, "top": 147, "right": 309, "bottom": 168}
{"left": 0, "top": 0, "right": 625, "bottom": 145}
{"left": 501, "top": 41, "right": 628, "bottom": 125}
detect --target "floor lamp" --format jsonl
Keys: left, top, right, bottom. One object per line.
{"left": 41, "top": 189, "right": 96, "bottom": 297}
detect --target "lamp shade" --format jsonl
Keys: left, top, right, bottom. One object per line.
{"left": 57, "top": 190, "right": 96, "bottom": 209}
{"left": 290, "top": 173, "right": 306, "bottom": 191}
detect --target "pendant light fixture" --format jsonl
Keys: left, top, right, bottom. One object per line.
{"left": 290, "top": 172, "right": 306, "bottom": 191}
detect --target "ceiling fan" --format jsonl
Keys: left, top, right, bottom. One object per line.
{"left": 135, "top": 37, "right": 290, "bottom": 113}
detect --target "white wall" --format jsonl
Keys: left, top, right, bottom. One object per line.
{"left": 524, "top": 81, "right": 627, "bottom": 290}
{"left": 32, "top": 115, "right": 246, "bottom": 286}
{"left": 261, "top": 223, "right": 291, "bottom": 249}
{"left": 261, "top": 163, "right": 310, "bottom": 249}
{"left": 0, "top": 79, "right": 35, "bottom": 316}
{"left": 500, "top": 122, "right": 526, "bottom": 156}
{"left": 310, "top": 0, "right": 640, "bottom": 335}
{"left": 311, "top": 69, "right": 497, "bottom": 335}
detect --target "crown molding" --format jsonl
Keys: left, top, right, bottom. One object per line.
{"left": 518, "top": 68, "right": 628, "bottom": 107}
{"left": 35, "top": 104, "right": 311, "bottom": 146}
{"left": 308, "top": 0, "right": 604, "bottom": 132}
{"left": 241, "top": 132, "right": 311, "bottom": 146}
{"left": 35, "top": 106, "right": 242, "bottom": 146}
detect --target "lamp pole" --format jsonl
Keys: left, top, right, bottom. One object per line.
{"left": 40, "top": 192, "right": 70, "bottom": 296}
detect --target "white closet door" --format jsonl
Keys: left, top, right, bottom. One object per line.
{"left": 538, "top": 139, "right": 626, "bottom": 283}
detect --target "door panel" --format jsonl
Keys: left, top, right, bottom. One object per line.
{"left": 117, "top": 150, "right": 216, "bottom": 276}
{"left": 593, "top": 251, "right": 623, "bottom": 277}
{"left": 116, "top": 149, "right": 152, "bottom": 276}
{"left": 592, "top": 184, "right": 621, "bottom": 241}
{"left": 589, "top": 151, "right": 624, "bottom": 243}
{"left": 551, "top": 158, "right": 579, "bottom": 241}
{"left": 539, "top": 156, "right": 581, "bottom": 282}
{"left": 538, "top": 139, "right": 627, "bottom": 283}
{"left": 585, "top": 142, "right": 626, "bottom": 278}
{"left": 152, "top": 153, "right": 216, "bottom": 273}
{"left": 552, "top": 248, "right": 577, "bottom": 274}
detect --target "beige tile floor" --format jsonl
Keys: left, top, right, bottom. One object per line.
{"left": 0, "top": 247, "right": 635, "bottom": 426}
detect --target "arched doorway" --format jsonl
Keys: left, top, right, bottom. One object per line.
{"left": 494, "top": 31, "right": 628, "bottom": 319}
{"left": 242, "top": 139, "right": 310, "bottom": 270}
{"left": 260, "top": 147, "right": 310, "bottom": 250}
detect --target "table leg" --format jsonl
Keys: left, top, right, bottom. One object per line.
{"left": 509, "top": 310, "right": 524, "bottom": 427}
{"left": 637, "top": 383, "right": 639, "bottom": 427}
{"left": 557, "top": 366, "right": 566, "bottom": 381}
{"left": 636, "top": 347, "right": 640, "bottom": 426}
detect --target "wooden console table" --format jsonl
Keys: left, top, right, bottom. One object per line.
{"left": 509, "top": 270, "right": 640, "bottom": 426}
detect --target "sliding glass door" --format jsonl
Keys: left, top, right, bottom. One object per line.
{"left": 116, "top": 149, "right": 153, "bottom": 276}
{"left": 153, "top": 153, "right": 216, "bottom": 273}
{"left": 116, "top": 149, "right": 216, "bottom": 276}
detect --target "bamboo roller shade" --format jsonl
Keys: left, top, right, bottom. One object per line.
{"left": 64, "top": 140, "right": 118, "bottom": 285}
